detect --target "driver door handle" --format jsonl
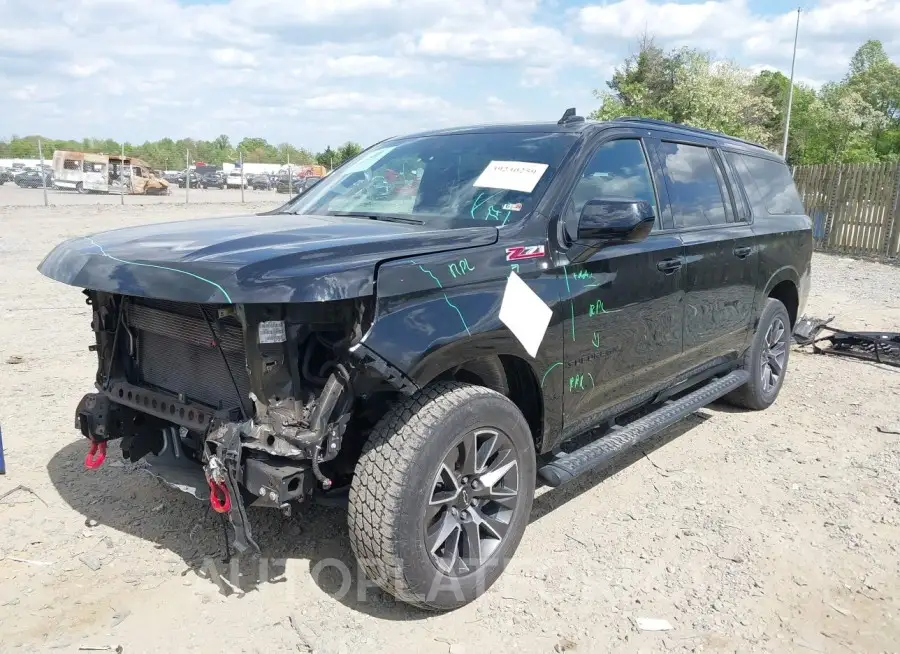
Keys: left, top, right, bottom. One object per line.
{"left": 656, "top": 257, "right": 683, "bottom": 274}
{"left": 733, "top": 246, "right": 752, "bottom": 259}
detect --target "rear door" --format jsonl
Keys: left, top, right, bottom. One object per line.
{"left": 553, "top": 131, "right": 686, "bottom": 442}
{"left": 652, "top": 138, "right": 759, "bottom": 368}
{"left": 83, "top": 161, "right": 107, "bottom": 192}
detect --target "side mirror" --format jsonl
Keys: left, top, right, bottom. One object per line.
{"left": 577, "top": 198, "right": 656, "bottom": 244}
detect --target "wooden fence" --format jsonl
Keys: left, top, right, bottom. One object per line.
{"left": 792, "top": 162, "right": 900, "bottom": 259}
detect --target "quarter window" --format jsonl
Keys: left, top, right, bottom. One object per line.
{"left": 659, "top": 142, "right": 729, "bottom": 228}
{"left": 726, "top": 152, "right": 805, "bottom": 215}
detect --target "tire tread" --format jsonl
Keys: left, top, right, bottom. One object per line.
{"left": 348, "top": 381, "right": 506, "bottom": 609}
{"left": 725, "top": 298, "right": 790, "bottom": 410}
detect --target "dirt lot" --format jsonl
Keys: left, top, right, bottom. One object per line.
{"left": 0, "top": 183, "right": 283, "bottom": 206}
{"left": 1, "top": 204, "right": 899, "bottom": 653}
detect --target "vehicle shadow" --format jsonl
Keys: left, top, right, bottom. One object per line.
{"left": 530, "top": 413, "right": 710, "bottom": 522}
{"left": 47, "top": 441, "right": 429, "bottom": 621}
{"left": 47, "top": 413, "right": 710, "bottom": 620}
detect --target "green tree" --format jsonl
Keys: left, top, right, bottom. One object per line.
{"left": 336, "top": 141, "right": 363, "bottom": 165}
{"left": 591, "top": 43, "right": 775, "bottom": 146}
{"left": 316, "top": 146, "right": 337, "bottom": 168}
{"left": 276, "top": 143, "right": 314, "bottom": 165}
{"left": 752, "top": 70, "right": 819, "bottom": 163}
{"left": 810, "top": 83, "right": 883, "bottom": 163}
{"left": 590, "top": 35, "right": 900, "bottom": 164}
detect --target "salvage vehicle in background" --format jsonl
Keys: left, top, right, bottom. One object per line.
{"left": 52, "top": 150, "right": 109, "bottom": 193}
{"left": 274, "top": 173, "right": 321, "bottom": 194}
{"left": 250, "top": 174, "right": 273, "bottom": 190}
{"left": 110, "top": 158, "right": 170, "bottom": 195}
{"left": 38, "top": 110, "right": 811, "bottom": 611}
{"left": 274, "top": 173, "right": 294, "bottom": 193}
{"left": 226, "top": 169, "right": 248, "bottom": 189}
{"left": 14, "top": 170, "right": 53, "bottom": 188}
{"left": 49, "top": 151, "right": 168, "bottom": 195}
{"left": 197, "top": 172, "right": 226, "bottom": 189}
{"left": 177, "top": 173, "right": 203, "bottom": 189}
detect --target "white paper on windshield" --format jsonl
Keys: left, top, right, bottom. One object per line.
{"left": 473, "top": 161, "right": 549, "bottom": 193}
{"left": 499, "top": 271, "right": 552, "bottom": 358}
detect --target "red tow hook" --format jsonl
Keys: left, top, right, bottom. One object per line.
{"left": 208, "top": 479, "right": 232, "bottom": 513}
{"left": 84, "top": 440, "right": 107, "bottom": 469}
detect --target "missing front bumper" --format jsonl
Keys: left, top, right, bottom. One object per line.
{"left": 75, "top": 393, "right": 317, "bottom": 556}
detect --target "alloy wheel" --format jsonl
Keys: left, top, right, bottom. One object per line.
{"left": 424, "top": 428, "right": 520, "bottom": 576}
{"left": 760, "top": 316, "right": 788, "bottom": 393}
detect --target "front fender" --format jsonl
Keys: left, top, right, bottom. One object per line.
{"left": 358, "top": 244, "right": 564, "bottom": 443}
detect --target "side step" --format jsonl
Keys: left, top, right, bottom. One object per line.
{"left": 537, "top": 370, "right": 749, "bottom": 487}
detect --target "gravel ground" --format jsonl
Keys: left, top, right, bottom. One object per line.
{"left": 1, "top": 204, "right": 899, "bottom": 653}
{"left": 0, "top": 183, "right": 284, "bottom": 206}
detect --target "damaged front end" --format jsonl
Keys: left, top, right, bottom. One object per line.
{"left": 74, "top": 291, "right": 410, "bottom": 554}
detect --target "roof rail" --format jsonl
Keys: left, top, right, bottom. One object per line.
{"left": 614, "top": 116, "right": 766, "bottom": 150}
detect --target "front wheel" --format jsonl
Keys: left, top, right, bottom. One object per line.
{"left": 725, "top": 298, "right": 791, "bottom": 410}
{"left": 349, "top": 382, "right": 536, "bottom": 610}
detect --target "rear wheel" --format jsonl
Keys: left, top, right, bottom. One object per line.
{"left": 725, "top": 298, "right": 791, "bottom": 410}
{"left": 349, "top": 382, "right": 535, "bottom": 610}
{"left": 75, "top": 182, "right": 84, "bottom": 194}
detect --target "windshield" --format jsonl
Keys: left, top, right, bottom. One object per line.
{"left": 281, "top": 131, "right": 578, "bottom": 227}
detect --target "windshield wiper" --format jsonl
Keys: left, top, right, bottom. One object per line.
{"left": 327, "top": 211, "right": 424, "bottom": 225}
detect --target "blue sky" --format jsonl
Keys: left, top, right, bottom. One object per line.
{"left": 0, "top": 0, "right": 896, "bottom": 151}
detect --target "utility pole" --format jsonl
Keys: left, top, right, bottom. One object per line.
{"left": 120, "top": 142, "right": 126, "bottom": 205}
{"left": 287, "top": 152, "right": 292, "bottom": 196}
{"left": 38, "top": 138, "right": 48, "bottom": 207}
{"left": 782, "top": 7, "right": 801, "bottom": 159}
{"left": 185, "top": 149, "right": 190, "bottom": 204}
{"left": 239, "top": 150, "right": 245, "bottom": 203}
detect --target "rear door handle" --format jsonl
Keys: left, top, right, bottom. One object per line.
{"left": 733, "top": 246, "right": 752, "bottom": 259}
{"left": 656, "top": 257, "right": 683, "bottom": 274}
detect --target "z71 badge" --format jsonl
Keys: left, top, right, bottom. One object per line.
{"left": 505, "top": 245, "right": 546, "bottom": 261}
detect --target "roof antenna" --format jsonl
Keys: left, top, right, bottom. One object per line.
{"left": 558, "top": 108, "right": 584, "bottom": 125}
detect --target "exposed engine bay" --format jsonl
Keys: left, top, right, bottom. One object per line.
{"left": 74, "top": 290, "right": 408, "bottom": 553}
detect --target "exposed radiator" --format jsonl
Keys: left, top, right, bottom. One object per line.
{"left": 125, "top": 298, "right": 249, "bottom": 410}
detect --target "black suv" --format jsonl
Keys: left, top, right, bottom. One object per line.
{"left": 39, "top": 111, "right": 811, "bottom": 610}
{"left": 250, "top": 174, "right": 272, "bottom": 190}
{"left": 198, "top": 172, "right": 226, "bottom": 189}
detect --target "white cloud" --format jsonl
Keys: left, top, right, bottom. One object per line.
{"left": 576, "top": 0, "right": 900, "bottom": 86}
{"left": 322, "top": 55, "right": 418, "bottom": 78}
{"left": 579, "top": 0, "right": 742, "bottom": 40}
{"left": 0, "top": 0, "right": 894, "bottom": 149}
{"left": 416, "top": 26, "right": 577, "bottom": 63}
{"left": 210, "top": 48, "right": 258, "bottom": 68}
{"left": 65, "top": 58, "right": 114, "bottom": 78}
{"left": 302, "top": 91, "right": 450, "bottom": 112}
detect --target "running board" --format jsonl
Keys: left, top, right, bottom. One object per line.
{"left": 538, "top": 370, "right": 749, "bottom": 487}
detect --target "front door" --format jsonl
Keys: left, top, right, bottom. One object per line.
{"left": 652, "top": 140, "right": 759, "bottom": 366}
{"left": 553, "top": 136, "right": 686, "bottom": 442}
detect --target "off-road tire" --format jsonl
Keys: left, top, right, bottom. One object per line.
{"left": 348, "top": 381, "right": 536, "bottom": 611}
{"left": 725, "top": 298, "right": 791, "bottom": 410}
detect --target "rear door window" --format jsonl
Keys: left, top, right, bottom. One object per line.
{"left": 658, "top": 142, "right": 729, "bottom": 228}
{"left": 725, "top": 152, "right": 805, "bottom": 215}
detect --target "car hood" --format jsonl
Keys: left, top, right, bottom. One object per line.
{"left": 38, "top": 213, "right": 498, "bottom": 304}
